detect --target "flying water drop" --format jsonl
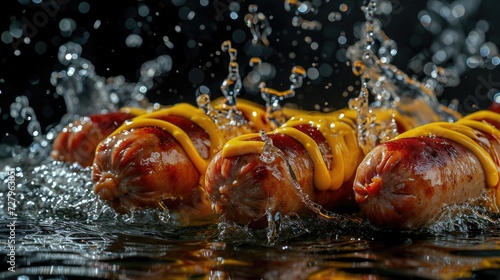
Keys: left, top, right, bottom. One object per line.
{"left": 220, "top": 40, "right": 242, "bottom": 108}
{"left": 284, "top": 0, "right": 323, "bottom": 31}
{"left": 244, "top": 4, "right": 271, "bottom": 46}
{"left": 259, "top": 130, "right": 275, "bottom": 164}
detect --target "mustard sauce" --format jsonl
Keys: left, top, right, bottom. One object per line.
{"left": 222, "top": 114, "right": 359, "bottom": 191}
{"left": 229, "top": 100, "right": 271, "bottom": 131}
{"left": 109, "top": 103, "right": 224, "bottom": 174}
{"left": 462, "top": 110, "right": 500, "bottom": 126}
{"left": 134, "top": 103, "right": 224, "bottom": 155}
{"left": 207, "top": 97, "right": 272, "bottom": 131}
{"left": 108, "top": 101, "right": 271, "bottom": 175}
{"left": 109, "top": 118, "right": 212, "bottom": 173}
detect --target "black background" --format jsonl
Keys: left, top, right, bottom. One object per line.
{"left": 1, "top": 0, "right": 500, "bottom": 146}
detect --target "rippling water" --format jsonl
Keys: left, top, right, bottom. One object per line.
{"left": 1, "top": 159, "right": 500, "bottom": 279}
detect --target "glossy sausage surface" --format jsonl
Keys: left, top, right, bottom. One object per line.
{"left": 92, "top": 115, "right": 211, "bottom": 214}
{"left": 354, "top": 137, "right": 486, "bottom": 229}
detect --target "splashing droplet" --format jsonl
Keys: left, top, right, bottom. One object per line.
{"left": 259, "top": 130, "right": 275, "bottom": 164}
{"left": 260, "top": 66, "right": 306, "bottom": 128}
{"left": 244, "top": 5, "right": 271, "bottom": 46}
{"left": 347, "top": 0, "right": 460, "bottom": 153}
{"left": 220, "top": 40, "right": 242, "bottom": 107}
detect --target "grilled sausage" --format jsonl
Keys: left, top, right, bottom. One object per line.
{"left": 92, "top": 116, "right": 215, "bottom": 223}
{"left": 204, "top": 113, "right": 376, "bottom": 228}
{"left": 205, "top": 132, "right": 359, "bottom": 228}
{"left": 353, "top": 110, "right": 500, "bottom": 229}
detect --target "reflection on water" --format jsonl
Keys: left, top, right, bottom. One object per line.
{"left": 1, "top": 213, "right": 500, "bottom": 279}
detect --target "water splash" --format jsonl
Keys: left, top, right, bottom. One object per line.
{"left": 9, "top": 96, "right": 52, "bottom": 165}
{"left": 215, "top": 41, "right": 253, "bottom": 135}
{"left": 428, "top": 197, "right": 499, "bottom": 234}
{"left": 157, "top": 201, "right": 172, "bottom": 224}
{"left": 51, "top": 42, "right": 115, "bottom": 117}
{"left": 241, "top": 13, "right": 276, "bottom": 94}
{"left": 259, "top": 130, "right": 275, "bottom": 164}
{"left": 347, "top": 0, "right": 459, "bottom": 152}
{"left": 195, "top": 86, "right": 214, "bottom": 116}
{"left": 260, "top": 66, "right": 306, "bottom": 128}
{"left": 244, "top": 4, "right": 271, "bottom": 46}
{"left": 193, "top": 43, "right": 256, "bottom": 139}
{"left": 1, "top": 161, "right": 98, "bottom": 221}
{"left": 51, "top": 42, "right": 172, "bottom": 119}
{"left": 284, "top": 0, "right": 323, "bottom": 31}
{"left": 5, "top": 42, "right": 174, "bottom": 165}
{"left": 220, "top": 40, "right": 242, "bottom": 108}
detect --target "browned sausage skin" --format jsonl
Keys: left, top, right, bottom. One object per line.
{"left": 354, "top": 137, "right": 486, "bottom": 229}
{"left": 354, "top": 110, "right": 500, "bottom": 230}
{"left": 51, "top": 111, "right": 137, "bottom": 167}
{"left": 92, "top": 117, "right": 209, "bottom": 214}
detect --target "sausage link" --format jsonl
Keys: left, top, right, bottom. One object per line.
{"left": 354, "top": 137, "right": 486, "bottom": 229}
{"left": 204, "top": 121, "right": 363, "bottom": 228}
{"left": 354, "top": 111, "right": 500, "bottom": 229}
{"left": 92, "top": 116, "right": 212, "bottom": 215}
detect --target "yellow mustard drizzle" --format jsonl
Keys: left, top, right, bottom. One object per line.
{"left": 109, "top": 103, "right": 224, "bottom": 174}
{"left": 394, "top": 115, "right": 500, "bottom": 193}
{"left": 108, "top": 118, "right": 210, "bottom": 173}
{"left": 208, "top": 97, "right": 272, "bottom": 131}
{"left": 282, "top": 117, "right": 360, "bottom": 190}
{"left": 460, "top": 110, "right": 500, "bottom": 208}
{"left": 461, "top": 110, "right": 500, "bottom": 125}
{"left": 135, "top": 103, "right": 224, "bottom": 154}
{"left": 230, "top": 100, "right": 271, "bottom": 131}
{"left": 283, "top": 106, "right": 409, "bottom": 131}
{"left": 222, "top": 114, "right": 359, "bottom": 191}
{"left": 221, "top": 133, "right": 265, "bottom": 157}
{"left": 281, "top": 107, "right": 312, "bottom": 120}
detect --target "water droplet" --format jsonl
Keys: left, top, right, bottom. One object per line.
{"left": 59, "top": 18, "right": 77, "bottom": 37}
{"left": 125, "top": 34, "right": 143, "bottom": 48}
{"left": 220, "top": 40, "right": 241, "bottom": 107}
{"left": 260, "top": 66, "right": 305, "bottom": 127}
{"left": 328, "top": 12, "right": 342, "bottom": 22}
{"left": 244, "top": 4, "right": 271, "bottom": 46}
{"left": 259, "top": 130, "right": 275, "bottom": 164}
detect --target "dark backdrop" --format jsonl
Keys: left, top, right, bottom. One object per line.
{"left": 2, "top": 0, "right": 500, "bottom": 146}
